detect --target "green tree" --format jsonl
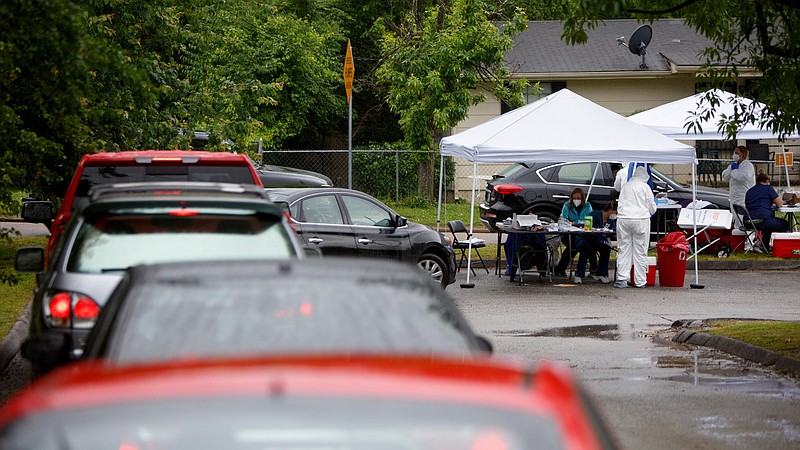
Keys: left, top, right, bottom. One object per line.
{"left": 376, "top": 0, "right": 528, "bottom": 199}
{"left": 561, "top": 0, "right": 800, "bottom": 140}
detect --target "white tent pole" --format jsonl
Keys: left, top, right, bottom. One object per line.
{"left": 436, "top": 154, "right": 445, "bottom": 231}
{"left": 586, "top": 162, "right": 600, "bottom": 202}
{"left": 783, "top": 143, "right": 791, "bottom": 189}
{"left": 462, "top": 159, "right": 477, "bottom": 288}
{"left": 690, "top": 160, "right": 703, "bottom": 289}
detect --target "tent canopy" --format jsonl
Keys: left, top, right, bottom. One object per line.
{"left": 440, "top": 89, "right": 694, "bottom": 164}
{"left": 628, "top": 89, "right": 800, "bottom": 141}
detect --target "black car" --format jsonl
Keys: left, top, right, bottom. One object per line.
{"left": 479, "top": 161, "right": 732, "bottom": 231}
{"left": 79, "top": 258, "right": 491, "bottom": 366}
{"left": 15, "top": 182, "right": 303, "bottom": 374}
{"left": 265, "top": 187, "right": 457, "bottom": 288}
{"left": 255, "top": 164, "right": 333, "bottom": 187}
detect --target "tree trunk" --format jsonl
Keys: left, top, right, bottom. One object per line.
{"left": 417, "top": 155, "right": 434, "bottom": 201}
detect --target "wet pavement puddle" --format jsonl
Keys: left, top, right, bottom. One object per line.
{"left": 493, "top": 324, "right": 621, "bottom": 340}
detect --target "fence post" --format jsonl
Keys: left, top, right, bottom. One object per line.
{"left": 396, "top": 149, "right": 399, "bottom": 202}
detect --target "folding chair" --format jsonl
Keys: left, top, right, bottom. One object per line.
{"left": 448, "top": 220, "right": 490, "bottom": 275}
{"left": 731, "top": 204, "right": 769, "bottom": 254}
{"left": 514, "top": 241, "right": 554, "bottom": 284}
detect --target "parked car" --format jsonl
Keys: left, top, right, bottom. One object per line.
{"left": 74, "top": 257, "right": 490, "bottom": 367}
{"left": 265, "top": 187, "right": 457, "bottom": 288}
{"left": 255, "top": 164, "right": 333, "bottom": 187}
{"left": 15, "top": 182, "right": 302, "bottom": 375}
{"left": 479, "top": 161, "right": 731, "bottom": 231}
{"left": 0, "top": 355, "right": 617, "bottom": 450}
{"left": 20, "top": 150, "right": 264, "bottom": 264}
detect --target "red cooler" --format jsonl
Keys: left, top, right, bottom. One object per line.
{"left": 657, "top": 232, "right": 689, "bottom": 287}
{"left": 629, "top": 256, "right": 657, "bottom": 286}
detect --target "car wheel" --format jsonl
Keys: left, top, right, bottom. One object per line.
{"left": 418, "top": 253, "right": 448, "bottom": 288}
{"left": 526, "top": 208, "right": 558, "bottom": 223}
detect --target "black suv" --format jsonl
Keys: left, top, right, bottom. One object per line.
{"left": 479, "top": 161, "right": 731, "bottom": 231}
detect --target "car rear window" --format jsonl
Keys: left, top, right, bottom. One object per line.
{"left": 107, "top": 274, "right": 475, "bottom": 363}
{"left": 66, "top": 210, "right": 296, "bottom": 273}
{"left": 72, "top": 165, "right": 256, "bottom": 211}
{"left": 0, "top": 397, "right": 562, "bottom": 450}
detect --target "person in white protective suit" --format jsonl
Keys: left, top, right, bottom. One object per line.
{"left": 614, "top": 162, "right": 653, "bottom": 193}
{"left": 614, "top": 165, "right": 656, "bottom": 289}
{"left": 721, "top": 146, "right": 756, "bottom": 246}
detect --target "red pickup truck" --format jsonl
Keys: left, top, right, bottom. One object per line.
{"left": 22, "top": 150, "right": 262, "bottom": 263}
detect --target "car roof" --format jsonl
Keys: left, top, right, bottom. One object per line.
{"left": 0, "top": 355, "right": 606, "bottom": 450}
{"left": 78, "top": 150, "right": 254, "bottom": 165}
{"left": 79, "top": 182, "right": 284, "bottom": 217}
{"left": 264, "top": 187, "right": 372, "bottom": 202}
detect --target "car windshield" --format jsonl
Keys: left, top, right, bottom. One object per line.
{"left": 67, "top": 209, "right": 296, "bottom": 273}
{"left": 106, "top": 275, "right": 474, "bottom": 363}
{"left": 1, "top": 397, "right": 562, "bottom": 450}
{"left": 492, "top": 163, "right": 531, "bottom": 179}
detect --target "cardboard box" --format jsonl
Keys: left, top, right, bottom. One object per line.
{"left": 770, "top": 232, "right": 800, "bottom": 258}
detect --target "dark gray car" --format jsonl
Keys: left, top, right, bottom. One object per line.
{"left": 15, "top": 182, "right": 303, "bottom": 374}
{"left": 82, "top": 258, "right": 492, "bottom": 365}
{"left": 266, "top": 188, "right": 458, "bottom": 288}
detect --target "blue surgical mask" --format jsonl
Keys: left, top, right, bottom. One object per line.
{"left": 609, "top": 214, "right": 618, "bottom": 220}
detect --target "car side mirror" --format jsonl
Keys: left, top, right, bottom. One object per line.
{"left": 475, "top": 335, "right": 493, "bottom": 354}
{"left": 21, "top": 200, "right": 54, "bottom": 224}
{"left": 15, "top": 247, "right": 45, "bottom": 273}
{"left": 395, "top": 215, "right": 408, "bottom": 227}
{"left": 303, "top": 247, "right": 323, "bottom": 258}
{"left": 653, "top": 181, "right": 668, "bottom": 192}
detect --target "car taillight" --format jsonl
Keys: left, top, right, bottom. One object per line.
{"left": 45, "top": 291, "right": 101, "bottom": 329}
{"left": 494, "top": 184, "right": 524, "bottom": 195}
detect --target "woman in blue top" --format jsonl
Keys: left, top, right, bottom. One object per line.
{"left": 554, "top": 187, "right": 592, "bottom": 283}
{"left": 744, "top": 172, "right": 788, "bottom": 251}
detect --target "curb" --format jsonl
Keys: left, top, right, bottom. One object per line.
{"left": 0, "top": 301, "right": 31, "bottom": 372}
{"left": 672, "top": 326, "right": 800, "bottom": 378}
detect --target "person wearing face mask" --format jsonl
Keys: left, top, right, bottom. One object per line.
{"left": 722, "top": 145, "right": 756, "bottom": 248}
{"left": 587, "top": 201, "right": 618, "bottom": 284}
{"left": 554, "top": 187, "right": 593, "bottom": 283}
{"left": 614, "top": 165, "right": 656, "bottom": 289}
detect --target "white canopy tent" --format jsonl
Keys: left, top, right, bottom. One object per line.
{"left": 437, "top": 88, "right": 699, "bottom": 287}
{"left": 627, "top": 89, "right": 800, "bottom": 141}
{"left": 628, "top": 89, "right": 799, "bottom": 188}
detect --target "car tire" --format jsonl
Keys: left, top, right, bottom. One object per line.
{"left": 418, "top": 253, "right": 448, "bottom": 288}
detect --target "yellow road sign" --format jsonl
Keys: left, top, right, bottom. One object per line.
{"left": 776, "top": 152, "right": 794, "bottom": 167}
{"left": 343, "top": 39, "right": 354, "bottom": 103}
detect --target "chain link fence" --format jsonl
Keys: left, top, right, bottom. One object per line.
{"left": 256, "top": 143, "right": 800, "bottom": 202}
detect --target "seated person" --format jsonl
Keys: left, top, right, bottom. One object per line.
{"left": 587, "top": 201, "right": 618, "bottom": 284}
{"left": 745, "top": 172, "right": 789, "bottom": 251}
{"left": 504, "top": 232, "right": 547, "bottom": 281}
{"left": 554, "top": 187, "right": 593, "bottom": 284}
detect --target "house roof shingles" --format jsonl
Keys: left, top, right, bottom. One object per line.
{"left": 506, "top": 19, "right": 715, "bottom": 76}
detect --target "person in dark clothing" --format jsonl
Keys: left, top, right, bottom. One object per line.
{"left": 504, "top": 232, "right": 547, "bottom": 281}
{"left": 588, "top": 201, "right": 618, "bottom": 284}
{"left": 744, "top": 172, "right": 789, "bottom": 251}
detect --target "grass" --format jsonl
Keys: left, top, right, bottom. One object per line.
{"left": 0, "top": 236, "right": 47, "bottom": 337}
{"left": 706, "top": 320, "right": 800, "bottom": 360}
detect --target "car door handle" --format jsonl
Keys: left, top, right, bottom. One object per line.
{"left": 357, "top": 238, "right": 372, "bottom": 244}
{"left": 307, "top": 238, "right": 323, "bottom": 244}
{"left": 553, "top": 194, "right": 569, "bottom": 199}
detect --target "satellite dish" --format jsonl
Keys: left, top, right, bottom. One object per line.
{"left": 628, "top": 24, "right": 652, "bottom": 69}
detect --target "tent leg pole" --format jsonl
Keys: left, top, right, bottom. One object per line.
{"left": 690, "top": 161, "right": 704, "bottom": 289}
{"left": 436, "top": 155, "right": 444, "bottom": 231}
{"left": 461, "top": 160, "right": 477, "bottom": 288}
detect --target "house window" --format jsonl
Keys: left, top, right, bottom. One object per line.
{"left": 524, "top": 81, "right": 566, "bottom": 104}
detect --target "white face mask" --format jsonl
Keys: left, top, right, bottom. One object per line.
{"left": 732, "top": 154, "right": 740, "bottom": 162}
{"left": 609, "top": 214, "right": 618, "bottom": 220}
{"left": 572, "top": 199, "right": 582, "bottom": 207}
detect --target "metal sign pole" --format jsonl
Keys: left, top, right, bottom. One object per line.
{"left": 343, "top": 39, "right": 355, "bottom": 189}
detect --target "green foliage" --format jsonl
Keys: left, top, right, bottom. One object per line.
{"left": 561, "top": 0, "right": 800, "bottom": 140}
{"left": 376, "top": 0, "right": 528, "bottom": 152}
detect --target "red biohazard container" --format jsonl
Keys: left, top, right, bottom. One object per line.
{"left": 657, "top": 232, "right": 689, "bottom": 287}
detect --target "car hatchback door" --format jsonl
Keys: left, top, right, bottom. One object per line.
{"left": 341, "top": 194, "right": 410, "bottom": 261}
{"left": 291, "top": 193, "right": 358, "bottom": 257}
